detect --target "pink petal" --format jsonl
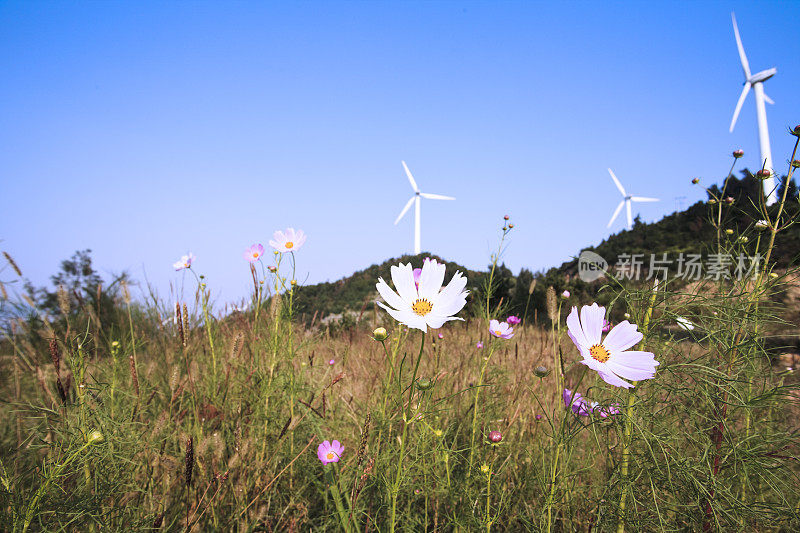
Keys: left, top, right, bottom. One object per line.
{"left": 603, "top": 321, "right": 643, "bottom": 353}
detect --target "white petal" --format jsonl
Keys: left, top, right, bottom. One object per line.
{"left": 602, "top": 321, "right": 642, "bottom": 353}
{"left": 391, "top": 263, "right": 418, "bottom": 303}
{"left": 580, "top": 304, "right": 605, "bottom": 345}
{"left": 376, "top": 278, "right": 407, "bottom": 312}
{"left": 425, "top": 314, "right": 462, "bottom": 329}
{"left": 566, "top": 307, "right": 589, "bottom": 349}
{"left": 435, "top": 292, "right": 467, "bottom": 318}
{"left": 605, "top": 360, "right": 656, "bottom": 382}
{"left": 437, "top": 271, "right": 467, "bottom": 304}
{"left": 418, "top": 259, "right": 446, "bottom": 300}
{"left": 377, "top": 301, "right": 427, "bottom": 332}
{"left": 597, "top": 368, "right": 634, "bottom": 388}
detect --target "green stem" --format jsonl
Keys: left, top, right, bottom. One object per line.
{"left": 616, "top": 280, "right": 659, "bottom": 533}
{"left": 390, "top": 332, "right": 425, "bottom": 533}
{"left": 468, "top": 343, "right": 496, "bottom": 474}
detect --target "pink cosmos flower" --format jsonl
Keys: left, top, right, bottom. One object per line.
{"left": 317, "top": 440, "right": 344, "bottom": 465}
{"left": 506, "top": 315, "right": 522, "bottom": 326}
{"left": 269, "top": 228, "right": 307, "bottom": 253}
{"left": 566, "top": 303, "right": 659, "bottom": 389}
{"left": 476, "top": 341, "right": 484, "bottom": 349}
{"left": 173, "top": 253, "right": 195, "bottom": 271}
{"left": 243, "top": 244, "right": 265, "bottom": 262}
{"left": 601, "top": 319, "right": 613, "bottom": 333}
{"left": 489, "top": 319, "right": 514, "bottom": 339}
{"left": 437, "top": 333, "right": 444, "bottom": 339}
{"left": 562, "top": 290, "right": 570, "bottom": 299}
{"left": 328, "top": 358, "right": 335, "bottom": 365}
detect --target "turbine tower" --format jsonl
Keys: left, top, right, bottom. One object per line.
{"left": 729, "top": 12, "right": 778, "bottom": 205}
{"left": 606, "top": 169, "right": 659, "bottom": 230}
{"left": 394, "top": 161, "right": 455, "bottom": 254}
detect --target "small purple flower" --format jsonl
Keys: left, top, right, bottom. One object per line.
{"left": 563, "top": 388, "right": 590, "bottom": 415}
{"left": 561, "top": 290, "right": 570, "bottom": 299}
{"left": 489, "top": 319, "right": 514, "bottom": 339}
{"left": 476, "top": 341, "right": 484, "bottom": 349}
{"left": 601, "top": 319, "right": 613, "bottom": 333}
{"left": 506, "top": 315, "right": 522, "bottom": 326}
{"left": 535, "top": 414, "right": 543, "bottom": 420}
{"left": 244, "top": 244, "right": 265, "bottom": 262}
{"left": 328, "top": 358, "right": 335, "bottom": 365}
{"left": 437, "top": 333, "right": 444, "bottom": 339}
{"left": 317, "top": 440, "right": 344, "bottom": 465}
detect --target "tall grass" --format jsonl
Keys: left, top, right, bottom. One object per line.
{"left": 1, "top": 134, "right": 800, "bottom": 531}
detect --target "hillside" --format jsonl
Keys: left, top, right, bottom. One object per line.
{"left": 292, "top": 170, "right": 800, "bottom": 328}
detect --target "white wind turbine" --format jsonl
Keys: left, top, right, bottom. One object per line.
{"left": 394, "top": 161, "right": 455, "bottom": 254}
{"left": 606, "top": 168, "right": 659, "bottom": 230}
{"left": 729, "top": 12, "right": 778, "bottom": 205}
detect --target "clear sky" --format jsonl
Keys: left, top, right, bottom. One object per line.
{"left": 2, "top": 1, "right": 799, "bottom": 305}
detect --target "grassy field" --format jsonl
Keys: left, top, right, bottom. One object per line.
{"left": 2, "top": 138, "right": 800, "bottom": 531}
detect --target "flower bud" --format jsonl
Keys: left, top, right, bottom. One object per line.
{"left": 416, "top": 378, "right": 434, "bottom": 391}
{"left": 434, "top": 429, "right": 443, "bottom": 437}
{"left": 792, "top": 125, "right": 800, "bottom": 137}
{"left": 791, "top": 160, "right": 800, "bottom": 169}
{"left": 737, "top": 236, "right": 749, "bottom": 243}
{"left": 725, "top": 229, "right": 734, "bottom": 235}
{"left": 480, "top": 463, "right": 491, "bottom": 474}
{"left": 372, "top": 327, "right": 388, "bottom": 341}
{"left": 503, "top": 215, "right": 510, "bottom": 221}
{"left": 488, "top": 430, "right": 503, "bottom": 444}
{"left": 755, "top": 220, "right": 769, "bottom": 231}
{"left": 508, "top": 223, "right": 514, "bottom": 229}
{"left": 692, "top": 178, "right": 700, "bottom": 184}
{"left": 724, "top": 196, "right": 734, "bottom": 205}
{"left": 708, "top": 199, "right": 717, "bottom": 205}
{"left": 534, "top": 365, "right": 550, "bottom": 378}
{"left": 756, "top": 169, "right": 771, "bottom": 180}
{"left": 733, "top": 149, "right": 744, "bottom": 158}
{"left": 87, "top": 430, "right": 104, "bottom": 445}
{"left": 561, "top": 290, "right": 570, "bottom": 299}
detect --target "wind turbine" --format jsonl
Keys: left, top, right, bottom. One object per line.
{"left": 729, "top": 12, "right": 778, "bottom": 205}
{"left": 394, "top": 161, "right": 455, "bottom": 254}
{"left": 606, "top": 169, "right": 659, "bottom": 230}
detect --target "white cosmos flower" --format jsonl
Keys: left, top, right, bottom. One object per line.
{"left": 269, "top": 228, "right": 306, "bottom": 252}
{"left": 376, "top": 260, "right": 468, "bottom": 332}
{"left": 567, "top": 303, "right": 659, "bottom": 389}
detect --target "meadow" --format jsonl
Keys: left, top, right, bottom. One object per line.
{"left": 2, "top": 133, "right": 800, "bottom": 532}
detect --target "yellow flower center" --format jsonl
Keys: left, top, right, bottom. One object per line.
{"left": 589, "top": 344, "right": 610, "bottom": 363}
{"left": 412, "top": 298, "right": 433, "bottom": 316}
{"left": 326, "top": 452, "right": 334, "bottom": 460}
{"left": 285, "top": 242, "right": 294, "bottom": 249}
{"left": 494, "top": 330, "right": 503, "bottom": 336}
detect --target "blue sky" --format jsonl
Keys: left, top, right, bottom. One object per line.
{"left": 2, "top": 1, "right": 799, "bottom": 305}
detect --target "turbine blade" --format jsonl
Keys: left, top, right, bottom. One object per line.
{"left": 631, "top": 196, "right": 659, "bottom": 202}
{"left": 763, "top": 92, "right": 774, "bottom": 105}
{"left": 626, "top": 199, "right": 633, "bottom": 229}
{"left": 731, "top": 12, "right": 751, "bottom": 79}
{"left": 419, "top": 192, "right": 455, "bottom": 200}
{"left": 394, "top": 196, "right": 415, "bottom": 225}
{"left": 607, "top": 200, "right": 625, "bottom": 228}
{"left": 608, "top": 168, "right": 626, "bottom": 196}
{"left": 729, "top": 82, "right": 751, "bottom": 132}
{"left": 401, "top": 161, "right": 419, "bottom": 192}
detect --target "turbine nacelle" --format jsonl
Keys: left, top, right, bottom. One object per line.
{"left": 748, "top": 67, "right": 777, "bottom": 85}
